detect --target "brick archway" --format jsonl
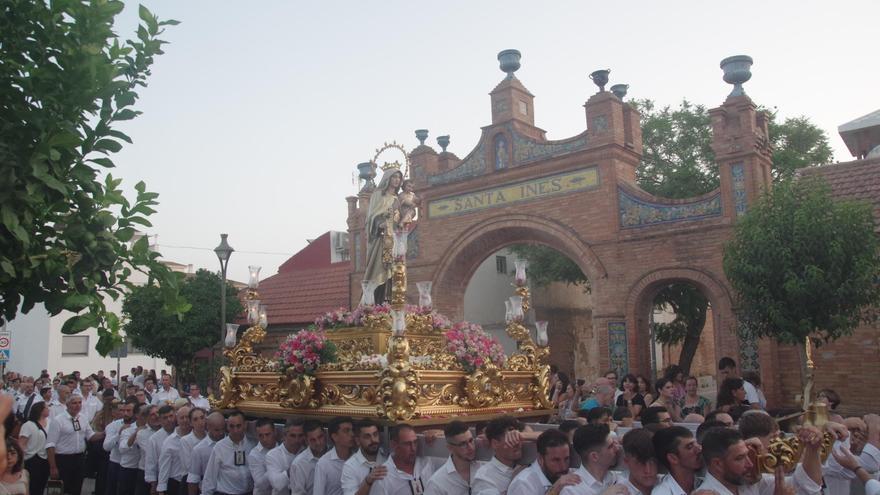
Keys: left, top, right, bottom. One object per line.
{"left": 429, "top": 212, "right": 606, "bottom": 320}
{"left": 624, "top": 267, "right": 737, "bottom": 377}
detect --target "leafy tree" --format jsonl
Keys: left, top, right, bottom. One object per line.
{"left": 122, "top": 269, "right": 243, "bottom": 382}
{"left": 512, "top": 99, "right": 833, "bottom": 374}
{"left": 724, "top": 178, "right": 880, "bottom": 398}
{"left": 0, "top": 1, "right": 187, "bottom": 353}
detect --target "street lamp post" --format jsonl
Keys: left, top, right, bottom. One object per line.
{"left": 213, "top": 233, "right": 234, "bottom": 388}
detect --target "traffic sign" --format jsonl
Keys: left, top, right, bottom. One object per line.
{"left": 0, "top": 331, "right": 9, "bottom": 363}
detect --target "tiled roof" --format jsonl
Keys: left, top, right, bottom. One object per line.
{"left": 799, "top": 156, "right": 880, "bottom": 232}
{"left": 258, "top": 262, "right": 351, "bottom": 326}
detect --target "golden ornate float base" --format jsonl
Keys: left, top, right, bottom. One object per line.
{"left": 213, "top": 323, "right": 554, "bottom": 425}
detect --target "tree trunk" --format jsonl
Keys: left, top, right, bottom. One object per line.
{"left": 677, "top": 329, "right": 701, "bottom": 376}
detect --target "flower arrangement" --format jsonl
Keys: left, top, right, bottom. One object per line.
{"left": 314, "top": 308, "right": 354, "bottom": 330}
{"left": 351, "top": 303, "right": 391, "bottom": 327}
{"left": 444, "top": 322, "right": 506, "bottom": 373}
{"left": 276, "top": 328, "right": 338, "bottom": 374}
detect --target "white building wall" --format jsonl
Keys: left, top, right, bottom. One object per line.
{"left": 463, "top": 249, "right": 531, "bottom": 355}
{"left": 6, "top": 245, "right": 180, "bottom": 378}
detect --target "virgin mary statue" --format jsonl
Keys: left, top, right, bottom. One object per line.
{"left": 363, "top": 168, "right": 403, "bottom": 301}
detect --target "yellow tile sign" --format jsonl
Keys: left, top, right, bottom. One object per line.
{"left": 428, "top": 167, "right": 599, "bottom": 218}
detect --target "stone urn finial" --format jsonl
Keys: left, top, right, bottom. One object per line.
{"left": 357, "top": 161, "right": 377, "bottom": 191}
{"left": 497, "top": 49, "right": 521, "bottom": 79}
{"left": 610, "top": 84, "right": 629, "bottom": 100}
{"left": 436, "top": 135, "right": 450, "bottom": 152}
{"left": 415, "top": 129, "right": 428, "bottom": 146}
{"left": 589, "top": 69, "right": 611, "bottom": 92}
{"left": 720, "top": 55, "right": 753, "bottom": 97}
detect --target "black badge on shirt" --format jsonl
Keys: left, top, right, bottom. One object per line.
{"left": 234, "top": 450, "right": 246, "bottom": 466}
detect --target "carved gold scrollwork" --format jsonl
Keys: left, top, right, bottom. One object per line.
{"left": 210, "top": 366, "right": 240, "bottom": 409}
{"left": 390, "top": 262, "right": 407, "bottom": 308}
{"left": 532, "top": 365, "right": 554, "bottom": 409}
{"left": 323, "top": 384, "right": 381, "bottom": 407}
{"left": 378, "top": 336, "right": 419, "bottom": 421}
{"left": 420, "top": 383, "right": 463, "bottom": 407}
{"left": 279, "top": 370, "right": 318, "bottom": 409}
{"left": 335, "top": 338, "right": 375, "bottom": 365}
{"left": 240, "top": 382, "right": 281, "bottom": 402}
{"left": 462, "top": 364, "right": 506, "bottom": 408}
{"left": 224, "top": 325, "right": 267, "bottom": 368}
{"left": 514, "top": 285, "right": 531, "bottom": 313}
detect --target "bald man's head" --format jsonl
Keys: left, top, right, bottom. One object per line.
{"left": 206, "top": 412, "right": 227, "bottom": 441}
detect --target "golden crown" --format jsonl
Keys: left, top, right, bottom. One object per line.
{"left": 373, "top": 141, "right": 410, "bottom": 176}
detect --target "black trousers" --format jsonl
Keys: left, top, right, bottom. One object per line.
{"left": 118, "top": 466, "right": 139, "bottom": 495}
{"left": 89, "top": 441, "right": 109, "bottom": 495}
{"left": 168, "top": 477, "right": 189, "bottom": 495}
{"left": 134, "top": 469, "right": 150, "bottom": 495}
{"left": 25, "top": 455, "right": 49, "bottom": 495}
{"left": 105, "top": 461, "right": 120, "bottom": 495}
{"left": 55, "top": 452, "right": 86, "bottom": 495}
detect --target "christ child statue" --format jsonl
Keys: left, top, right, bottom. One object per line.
{"left": 397, "top": 179, "right": 420, "bottom": 230}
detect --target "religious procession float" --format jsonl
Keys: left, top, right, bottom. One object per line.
{"left": 211, "top": 163, "right": 554, "bottom": 425}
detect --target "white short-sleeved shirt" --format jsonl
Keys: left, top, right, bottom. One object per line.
{"left": 265, "top": 443, "right": 303, "bottom": 495}
{"left": 118, "top": 425, "right": 142, "bottom": 469}
{"left": 507, "top": 461, "right": 554, "bottom": 495}
{"left": 188, "top": 395, "right": 210, "bottom": 411}
{"left": 650, "top": 473, "right": 689, "bottom": 495}
{"left": 473, "top": 456, "right": 517, "bottom": 495}
{"left": 46, "top": 410, "right": 94, "bottom": 454}
{"left": 152, "top": 387, "right": 180, "bottom": 405}
{"left": 102, "top": 419, "right": 126, "bottom": 463}
{"left": 700, "top": 467, "right": 821, "bottom": 495}
{"left": 290, "top": 447, "right": 323, "bottom": 495}
{"left": 424, "top": 456, "right": 482, "bottom": 495}
{"left": 19, "top": 421, "right": 48, "bottom": 460}
{"left": 187, "top": 436, "right": 219, "bottom": 486}
{"left": 201, "top": 435, "right": 256, "bottom": 495}
{"left": 368, "top": 455, "right": 439, "bottom": 495}
{"left": 180, "top": 431, "right": 206, "bottom": 475}
{"left": 135, "top": 426, "right": 157, "bottom": 471}
{"left": 249, "top": 443, "right": 276, "bottom": 495}
{"left": 560, "top": 465, "right": 620, "bottom": 495}
{"left": 158, "top": 431, "right": 188, "bottom": 491}
{"left": 313, "top": 447, "right": 350, "bottom": 495}
{"left": 341, "top": 448, "right": 386, "bottom": 495}
{"left": 144, "top": 427, "right": 171, "bottom": 483}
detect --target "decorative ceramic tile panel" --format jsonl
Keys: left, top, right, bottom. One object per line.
{"left": 618, "top": 187, "right": 722, "bottom": 228}
{"left": 731, "top": 163, "right": 747, "bottom": 216}
{"left": 512, "top": 131, "right": 588, "bottom": 165}
{"left": 737, "top": 318, "right": 760, "bottom": 372}
{"left": 427, "top": 141, "right": 487, "bottom": 186}
{"left": 608, "top": 321, "right": 629, "bottom": 377}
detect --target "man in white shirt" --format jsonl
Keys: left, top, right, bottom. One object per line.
{"left": 46, "top": 394, "right": 101, "bottom": 495}
{"left": 104, "top": 398, "right": 136, "bottom": 495}
{"left": 153, "top": 374, "right": 181, "bottom": 406}
{"left": 145, "top": 405, "right": 177, "bottom": 493}
{"left": 187, "top": 383, "right": 210, "bottom": 411}
{"left": 831, "top": 444, "right": 880, "bottom": 495}
{"left": 49, "top": 384, "right": 71, "bottom": 418}
{"left": 290, "top": 419, "right": 327, "bottom": 495}
{"left": 370, "top": 423, "right": 440, "bottom": 495}
{"left": 561, "top": 424, "right": 621, "bottom": 495}
{"left": 133, "top": 366, "right": 146, "bottom": 388}
{"left": 202, "top": 410, "right": 255, "bottom": 495}
{"left": 473, "top": 415, "right": 526, "bottom": 495}
{"left": 652, "top": 426, "right": 702, "bottom": 495}
{"left": 132, "top": 405, "right": 160, "bottom": 495}
{"left": 81, "top": 378, "right": 102, "bottom": 424}
{"left": 699, "top": 427, "right": 823, "bottom": 495}
{"left": 157, "top": 405, "right": 192, "bottom": 494}
{"left": 119, "top": 403, "right": 149, "bottom": 494}
{"left": 266, "top": 417, "right": 306, "bottom": 495}
{"left": 179, "top": 407, "right": 207, "bottom": 489}
{"left": 617, "top": 429, "right": 656, "bottom": 495}
{"left": 15, "top": 377, "right": 43, "bottom": 420}
{"left": 425, "top": 420, "right": 480, "bottom": 495}
{"left": 342, "top": 418, "right": 386, "bottom": 495}
{"left": 248, "top": 418, "right": 279, "bottom": 495}
{"left": 313, "top": 416, "right": 356, "bottom": 495}
{"left": 509, "top": 429, "right": 581, "bottom": 495}
{"left": 187, "top": 411, "right": 226, "bottom": 494}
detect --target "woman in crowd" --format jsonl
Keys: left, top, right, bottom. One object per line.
{"left": 680, "top": 376, "right": 712, "bottom": 417}
{"left": 665, "top": 364, "right": 687, "bottom": 403}
{"left": 552, "top": 373, "right": 577, "bottom": 420}
{"left": 0, "top": 438, "right": 28, "bottom": 495}
{"left": 650, "top": 377, "right": 683, "bottom": 421}
{"left": 89, "top": 391, "right": 116, "bottom": 495}
{"left": 615, "top": 374, "right": 646, "bottom": 419}
{"left": 17, "top": 402, "right": 48, "bottom": 495}
{"left": 636, "top": 375, "right": 654, "bottom": 406}
{"left": 716, "top": 377, "right": 749, "bottom": 412}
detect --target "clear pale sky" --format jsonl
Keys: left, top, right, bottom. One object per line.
{"left": 109, "top": 1, "right": 878, "bottom": 284}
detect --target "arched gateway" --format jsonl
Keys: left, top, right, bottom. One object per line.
{"left": 345, "top": 52, "right": 780, "bottom": 400}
